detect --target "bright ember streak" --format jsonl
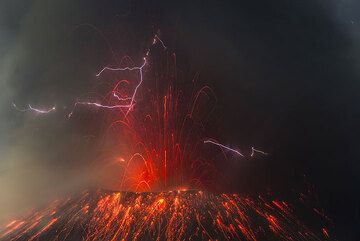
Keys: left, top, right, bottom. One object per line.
{"left": 204, "top": 140, "right": 244, "bottom": 157}
{"left": 0, "top": 190, "right": 332, "bottom": 241}
{"left": 12, "top": 102, "right": 56, "bottom": 114}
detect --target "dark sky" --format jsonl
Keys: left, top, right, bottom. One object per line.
{"left": 0, "top": 0, "right": 359, "bottom": 239}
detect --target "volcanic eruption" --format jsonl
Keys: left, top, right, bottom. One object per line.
{"left": 1, "top": 33, "right": 333, "bottom": 241}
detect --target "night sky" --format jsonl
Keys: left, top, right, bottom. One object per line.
{"left": 0, "top": 0, "right": 359, "bottom": 239}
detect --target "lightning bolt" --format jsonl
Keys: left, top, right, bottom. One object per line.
{"left": 250, "top": 147, "right": 268, "bottom": 157}
{"left": 70, "top": 34, "right": 165, "bottom": 117}
{"left": 12, "top": 34, "right": 166, "bottom": 119}
{"left": 94, "top": 58, "right": 146, "bottom": 115}
{"left": 204, "top": 140, "right": 268, "bottom": 158}
{"left": 12, "top": 102, "right": 56, "bottom": 114}
{"left": 204, "top": 140, "right": 244, "bottom": 157}
{"left": 68, "top": 101, "right": 132, "bottom": 118}
{"left": 112, "top": 92, "right": 132, "bottom": 102}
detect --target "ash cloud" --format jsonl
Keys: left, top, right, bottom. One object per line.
{"left": 0, "top": 1, "right": 98, "bottom": 221}
{"left": 0, "top": 0, "right": 147, "bottom": 221}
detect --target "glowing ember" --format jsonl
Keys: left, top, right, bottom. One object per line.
{"left": 0, "top": 190, "right": 332, "bottom": 241}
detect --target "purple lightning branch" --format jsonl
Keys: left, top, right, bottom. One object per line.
{"left": 11, "top": 32, "right": 269, "bottom": 159}
{"left": 12, "top": 34, "right": 165, "bottom": 119}
{"left": 204, "top": 140, "right": 244, "bottom": 157}
{"left": 204, "top": 140, "right": 268, "bottom": 158}
{"left": 95, "top": 58, "right": 146, "bottom": 77}
{"left": 12, "top": 102, "right": 56, "bottom": 114}
{"left": 70, "top": 34, "right": 165, "bottom": 117}
{"left": 69, "top": 59, "right": 146, "bottom": 117}
{"left": 251, "top": 147, "right": 268, "bottom": 157}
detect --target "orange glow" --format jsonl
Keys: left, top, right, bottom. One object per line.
{"left": 0, "top": 190, "right": 331, "bottom": 240}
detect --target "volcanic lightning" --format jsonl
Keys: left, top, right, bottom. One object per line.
{"left": 12, "top": 102, "right": 56, "bottom": 114}
{"left": 250, "top": 147, "right": 268, "bottom": 157}
{"left": 204, "top": 140, "right": 245, "bottom": 157}
{"left": 4, "top": 31, "right": 335, "bottom": 241}
{"left": 71, "top": 34, "right": 165, "bottom": 117}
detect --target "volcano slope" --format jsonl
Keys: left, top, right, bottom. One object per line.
{"left": 0, "top": 189, "right": 333, "bottom": 241}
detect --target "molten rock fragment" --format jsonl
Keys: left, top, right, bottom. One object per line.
{"left": 0, "top": 189, "right": 332, "bottom": 240}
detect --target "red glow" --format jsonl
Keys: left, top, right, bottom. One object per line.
{"left": 0, "top": 190, "right": 331, "bottom": 240}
